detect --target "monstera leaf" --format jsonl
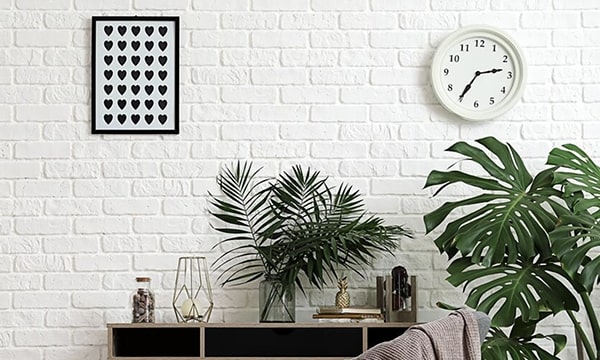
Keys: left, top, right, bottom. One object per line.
{"left": 447, "top": 258, "right": 578, "bottom": 326}
{"left": 483, "top": 326, "right": 566, "bottom": 360}
{"left": 548, "top": 144, "right": 600, "bottom": 292}
{"left": 424, "top": 137, "right": 565, "bottom": 267}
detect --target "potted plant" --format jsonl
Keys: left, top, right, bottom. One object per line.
{"left": 424, "top": 137, "right": 600, "bottom": 359}
{"left": 208, "top": 162, "right": 411, "bottom": 322}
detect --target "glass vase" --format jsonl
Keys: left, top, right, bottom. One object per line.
{"left": 259, "top": 275, "right": 295, "bottom": 323}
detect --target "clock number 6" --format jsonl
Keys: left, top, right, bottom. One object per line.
{"left": 474, "top": 100, "right": 479, "bottom": 108}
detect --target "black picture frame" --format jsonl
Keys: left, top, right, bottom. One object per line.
{"left": 92, "top": 16, "right": 180, "bottom": 134}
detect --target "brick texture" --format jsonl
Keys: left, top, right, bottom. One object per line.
{"left": 0, "top": 1, "right": 597, "bottom": 359}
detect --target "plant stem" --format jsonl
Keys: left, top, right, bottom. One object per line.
{"left": 581, "top": 292, "right": 600, "bottom": 360}
{"left": 567, "top": 310, "right": 596, "bottom": 360}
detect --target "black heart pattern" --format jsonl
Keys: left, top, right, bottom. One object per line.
{"left": 97, "top": 21, "right": 172, "bottom": 129}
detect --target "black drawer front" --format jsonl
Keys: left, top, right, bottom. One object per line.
{"left": 112, "top": 328, "right": 200, "bottom": 357}
{"left": 205, "top": 327, "right": 363, "bottom": 357}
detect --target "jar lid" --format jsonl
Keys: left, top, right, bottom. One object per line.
{"left": 136, "top": 277, "right": 151, "bottom": 282}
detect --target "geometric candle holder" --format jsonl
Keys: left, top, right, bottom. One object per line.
{"left": 172, "top": 256, "right": 214, "bottom": 323}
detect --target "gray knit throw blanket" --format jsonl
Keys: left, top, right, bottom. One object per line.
{"left": 353, "top": 309, "right": 482, "bottom": 360}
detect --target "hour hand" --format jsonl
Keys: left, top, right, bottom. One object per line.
{"left": 458, "top": 84, "right": 471, "bottom": 102}
{"left": 479, "top": 68, "right": 502, "bottom": 75}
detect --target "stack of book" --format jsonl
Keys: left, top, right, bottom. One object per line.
{"left": 313, "top": 306, "right": 384, "bottom": 323}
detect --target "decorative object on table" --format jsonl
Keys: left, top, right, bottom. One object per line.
{"left": 334, "top": 276, "right": 350, "bottom": 308}
{"left": 376, "top": 274, "right": 417, "bottom": 322}
{"left": 424, "top": 137, "right": 600, "bottom": 360}
{"left": 430, "top": 25, "right": 526, "bottom": 121}
{"left": 91, "top": 16, "right": 179, "bottom": 134}
{"left": 132, "top": 276, "right": 155, "bottom": 323}
{"left": 208, "top": 162, "right": 412, "bottom": 323}
{"left": 313, "top": 306, "right": 383, "bottom": 323}
{"left": 391, "top": 266, "right": 410, "bottom": 311}
{"left": 172, "top": 257, "right": 214, "bottom": 323}
{"left": 258, "top": 274, "right": 295, "bottom": 323}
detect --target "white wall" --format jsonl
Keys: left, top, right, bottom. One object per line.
{"left": 1, "top": 0, "right": 599, "bottom": 359}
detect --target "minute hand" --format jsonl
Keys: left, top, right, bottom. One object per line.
{"left": 479, "top": 68, "right": 503, "bottom": 75}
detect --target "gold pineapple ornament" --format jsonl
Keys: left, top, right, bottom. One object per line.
{"left": 335, "top": 277, "right": 350, "bottom": 308}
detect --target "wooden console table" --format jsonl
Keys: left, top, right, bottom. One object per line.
{"left": 107, "top": 322, "right": 416, "bottom": 359}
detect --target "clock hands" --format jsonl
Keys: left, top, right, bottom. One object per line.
{"left": 458, "top": 68, "right": 503, "bottom": 102}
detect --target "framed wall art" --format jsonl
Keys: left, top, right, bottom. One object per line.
{"left": 92, "top": 16, "right": 179, "bottom": 134}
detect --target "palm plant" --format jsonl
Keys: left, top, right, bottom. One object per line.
{"left": 209, "top": 161, "right": 411, "bottom": 322}
{"left": 424, "top": 137, "right": 600, "bottom": 359}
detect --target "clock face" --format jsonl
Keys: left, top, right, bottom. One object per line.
{"left": 431, "top": 26, "right": 526, "bottom": 121}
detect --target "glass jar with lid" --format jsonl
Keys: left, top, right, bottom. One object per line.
{"left": 131, "top": 277, "right": 155, "bottom": 323}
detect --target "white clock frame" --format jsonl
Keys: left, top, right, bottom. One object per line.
{"left": 430, "top": 25, "right": 527, "bottom": 121}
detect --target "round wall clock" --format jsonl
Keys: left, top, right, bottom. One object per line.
{"left": 430, "top": 25, "right": 526, "bottom": 121}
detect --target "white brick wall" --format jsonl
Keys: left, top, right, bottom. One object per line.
{"left": 0, "top": 1, "right": 598, "bottom": 359}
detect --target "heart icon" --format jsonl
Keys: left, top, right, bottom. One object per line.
{"left": 117, "top": 114, "right": 127, "bottom": 124}
{"left": 131, "top": 114, "right": 140, "bottom": 124}
{"left": 104, "top": 85, "right": 113, "bottom": 95}
{"left": 158, "top": 41, "right": 167, "bottom": 51}
{"left": 118, "top": 41, "right": 127, "bottom": 51}
{"left": 158, "top": 71, "right": 167, "bottom": 81}
{"left": 145, "top": 41, "right": 154, "bottom": 51}
{"left": 158, "top": 56, "right": 167, "bottom": 66}
{"left": 145, "top": 26, "right": 154, "bottom": 36}
{"left": 117, "top": 85, "right": 126, "bottom": 95}
{"left": 117, "top": 99, "right": 127, "bottom": 109}
{"left": 118, "top": 26, "right": 127, "bottom": 36}
{"left": 145, "top": 85, "right": 154, "bottom": 95}
{"left": 118, "top": 55, "right": 126, "bottom": 65}
{"left": 145, "top": 70, "right": 154, "bottom": 81}
{"left": 145, "top": 56, "right": 154, "bottom": 66}
{"left": 104, "top": 70, "right": 113, "bottom": 80}
{"left": 158, "top": 114, "right": 168, "bottom": 124}
{"left": 158, "top": 85, "right": 167, "bottom": 95}
{"left": 131, "top": 85, "right": 141, "bottom": 95}
{"left": 104, "top": 40, "right": 113, "bottom": 51}
{"left": 131, "top": 41, "right": 140, "bottom": 51}
{"left": 132, "top": 26, "right": 140, "bottom": 36}
{"left": 131, "top": 70, "right": 140, "bottom": 80}
{"left": 117, "top": 70, "right": 127, "bottom": 80}
{"left": 158, "top": 100, "right": 167, "bottom": 110}
{"left": 145, "top": 99, "right": 154, "bottom": 110}
{"left": 104, "top": 99, "right": 113, "bottom": 109}
{"left": 104, "top": 114, "right": 113, "bottom": 124}
{"left": 104, "top": 55, "right": 113, "bottom": 65}
{"left": 104, "top": 26, "right": 113, "bottom": 36}
{"left": 158, "top": 26, "right": 168, "bottom": 36}
{"left": 145, "top": 114, "right": 154, "bottom": 124}
{"left": 131, "top": 99, "right": 140, "bottom": 109}
{"left": 131, "top": 55, "right": 141, "bottom": 65}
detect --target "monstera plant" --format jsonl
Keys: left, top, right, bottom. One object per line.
{"left": 209, "top": 161, "right": 411, "bottom": 322}
{"left": 424, "top": 137, "right": 600, "bottom": 360}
